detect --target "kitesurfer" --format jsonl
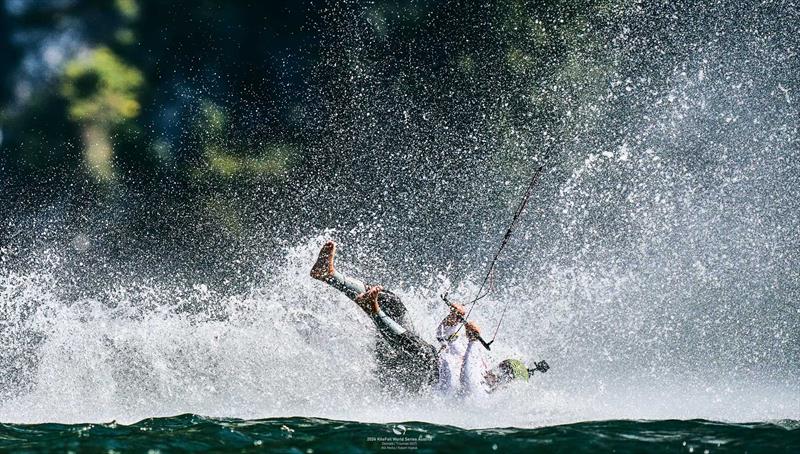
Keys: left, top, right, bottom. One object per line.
{"left": 310, "top": 240, "right": 531, "bottom": 395}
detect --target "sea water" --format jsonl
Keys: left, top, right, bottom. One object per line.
{"left": 2, "top": 1, "right": 799, "bottom": 451}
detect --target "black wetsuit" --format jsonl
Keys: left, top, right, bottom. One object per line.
{"left": 371, "top": 290, "right": 439, "bottom": 394}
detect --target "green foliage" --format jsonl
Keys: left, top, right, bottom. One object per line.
{"left": 204, "top": 144, "right": 300, "bottom": 179}
{"left": 115, "top": 0, "right": 141, "bottom": 20}
{"left": 60, "top": 47, "right": 144, "bottom": 126}
{"left": 191, "top": 100, "right": 299, "bottom": 180}
{"left": 197, "top": 101, "right": 228, "bottom": 139}
{"left": 115, "top": 28, "right": 136, "bottom": 46}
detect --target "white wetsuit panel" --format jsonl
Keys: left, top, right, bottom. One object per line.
{"left": 434, "top": 322, "right": 467, "bottom": 396}
{"left": 459, "top": 340, "right": 491, "bottom": 397}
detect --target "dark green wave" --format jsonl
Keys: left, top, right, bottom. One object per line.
{"left": 1, "top": 415, "right": 798, "bottom": 453}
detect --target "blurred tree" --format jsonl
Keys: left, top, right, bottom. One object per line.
{"left": 4, "top": 0, "right": 776, "bottom": 285}
{"left": 61, "top": 46, "right": 144, "bottom": 181}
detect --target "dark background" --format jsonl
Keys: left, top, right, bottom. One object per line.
{"left": 1, "top": 0, "right": 799, "bottom": 398}
{"left": 1, "top": 0, "right": 798, "bottom": 298}
{"left": 0, "top": 0, "right": 580, "bottom": 287}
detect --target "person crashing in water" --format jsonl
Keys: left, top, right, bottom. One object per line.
{"left": 310, "top": 240, "right": 533, "bottom": 395}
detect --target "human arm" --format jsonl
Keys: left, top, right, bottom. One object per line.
{"left": 459, "top": 322, "right": 491, "bottom": 396}
{"left": 436, "top": 302, "right": 465, "bottom": 344}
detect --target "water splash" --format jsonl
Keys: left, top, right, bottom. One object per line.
{"left": 1, "top": 0, "right": 798, "bottom": 429}
{"left": 1, "top": 233, "right": 797, "bottom": 427}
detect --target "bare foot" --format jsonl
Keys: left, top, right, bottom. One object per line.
{"left": 356, "top": 285, "right": 383, "bottom": 315}
{"left": 310, "top": 241, "right": 336, "bottom": 280}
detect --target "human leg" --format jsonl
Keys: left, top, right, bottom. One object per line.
{"left": 311, "top": 241, "right": 367, "bottom": 299}
{"left": 311, "top": 241, "right": 412, "bottom": 327}
{"left": 311, "top": 241, "right": 435, "bottom": 390}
